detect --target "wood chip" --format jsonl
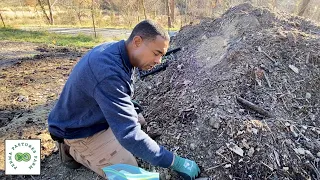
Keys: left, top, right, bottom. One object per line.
{"left": 289, "top": 64, "right": 299, "bottom": 74}
{"left": 283, "top": 167, "right": 289, "bottom": 171}
{"left": 226, "top": 142, "right": 244, "bottom": 157}
{"left": 294, "top": 147, "right": 306, "bottom": 155}
{"left": 248, "top": 147, "right": 255, "bottom": 157}
{"left": 306, "top": 92, "right": 311, "bottom": 99}
{"left": 273, "top": 150, "right": 281, "bottom": 167}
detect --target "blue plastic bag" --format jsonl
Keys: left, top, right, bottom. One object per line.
{"left": 102, "top": 164, "right": 159, "bottom": 180}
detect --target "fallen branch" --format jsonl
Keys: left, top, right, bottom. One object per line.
{"left": 258, "top": 46, "right": 276, "bottom": 63}
{"left": 263, "top": 70, "right": 272, "bottom": 88}
{"left": 236, "top": 96, "right": 274, "bottom": 118}
{"left": 262, "top": 51, "right": 276, "bottom": 63}
{"left": 261, "top": 162, "right": 274, "bottom": 171}
{"left": 216, "top": 152, "right": 233, "bottom": 164}
{"left": 205, "top": 162, "right": 229, "bottom": 171}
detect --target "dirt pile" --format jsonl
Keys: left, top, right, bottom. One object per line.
{"left": 134, "top": 3, "right": 320, "bottom": 179}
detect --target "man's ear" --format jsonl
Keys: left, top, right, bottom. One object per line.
{"left": 132, "top": 36, "right": 143, "bottom": 48}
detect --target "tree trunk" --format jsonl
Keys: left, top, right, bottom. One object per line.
{"left": 137, "top": 0, "right": 140, "bottom": 22}
{"left": 184, "top": 0, "right": 188, "bottom": 26}
{"left": 153, "top": 2, "right": 157, "bottom": 19}
{"left": 47, "top": 0, "right": 54, "bottom": 25}
{"left": 0, "top": 12, "right": 5, "bottom": 27}
{"left": 165, "top": 0, "right": 171, "bottom": 28}
{"left": 141, "top": 0, "right": 147, "bottom": 20}
{"left": 297, "top": 0, "right": 310, "bottom": 16}
{"left": 77, "top": 1, "right": 83, "bottom": 25}
{"left": 170, "top": 0, "right": 175, "bottom": 23}
{"left": 37, "top": 0, "right": 51, "bottom": 24}
{"left": 91, "top": 0, "right": 97, "bottom": 38}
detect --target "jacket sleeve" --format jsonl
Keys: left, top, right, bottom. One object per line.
{"left": 93, "top": 75, "right": 174, "bottom": 168}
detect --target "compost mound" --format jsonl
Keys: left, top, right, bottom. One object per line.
{"left": 134, "top": 3, "right": 320, "bottom": 179}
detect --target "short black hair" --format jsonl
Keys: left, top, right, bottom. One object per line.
{"left": 127, "top": 20, "right": 170, "bottom": 42}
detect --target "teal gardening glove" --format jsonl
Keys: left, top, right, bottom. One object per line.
{"left": 171, "top": 155, "right": 201, "bottom": 180}
{"left": 131, "top": 100, "right": 143, "bottom": 114}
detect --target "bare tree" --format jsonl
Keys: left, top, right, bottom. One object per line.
{"left": 136, "top": 0, "right": 140, "bottom": 22}
{"left": 165, "top": 0, "right": 172, "bottom": 28}
{"left": 73, "top": 0, "right": 91, "bottom": 25}
{"left": 297, "top": 0, "right": 311, "bottom": 16}
{"left": 0, "top": 12, "right": 5, "bottom": 27}
{"left": 184, "top": 0, "right": 188, "bottom": 26}
{"left": 170, "top": 0, "right": 175, "bottom": 23}
{"left": 91, "top": 0, "right": 97, "bottom": 38}
{"left": 37, "top": 0, "right": 55, "bottom": 25}
{"left": 76, "top": 0, "right": 84, "bottom": 24}
{"left": 47, "top": 0, "right": 54, "bottom": 24}
{"left": 37, "top": 0, "right": 51, "bottom": 24}
{"left": 141, "top": 0, "right": 147, "bottom": 19}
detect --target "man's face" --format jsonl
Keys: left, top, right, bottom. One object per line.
{"left": 132, "top": 35, "right": 169, "bottom": 70}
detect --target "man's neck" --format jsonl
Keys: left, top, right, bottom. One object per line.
{"left": 125, "top": 41, "right": 137, "bottom": 67}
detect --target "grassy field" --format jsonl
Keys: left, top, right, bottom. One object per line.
{"left": 0, "top": 28, "right": 118, "bottom": 48}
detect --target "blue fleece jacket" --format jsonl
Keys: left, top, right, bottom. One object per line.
{"left": 48, "top": 40, "right": 173, "bottom": 168}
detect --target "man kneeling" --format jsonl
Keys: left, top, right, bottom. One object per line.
{"left": 48, "top": 20, "right": 200, "bottom": 179}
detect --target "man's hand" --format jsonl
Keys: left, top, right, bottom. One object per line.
{"left": 171, "top": 155, "right": 200, "bottom": 180}
{"left": 131, "top": 100, "right": 143, "bottom": 114}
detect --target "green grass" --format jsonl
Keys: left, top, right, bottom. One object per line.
{"left": 0, "top": 27, "right": 113, "bottom": 48}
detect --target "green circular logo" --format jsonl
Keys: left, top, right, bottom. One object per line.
{"left": 15, "top": 152, "right": 31, "bottom": 162}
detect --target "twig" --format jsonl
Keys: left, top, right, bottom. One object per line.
{"left": 263, "top": 120, "right": 276, "bottom": 141}
{"left": 263, "top": 70, "right": 272, "bottom": 88}
{"left": 205, "top": 162, "right": 229, "bottom": 171}
{"left": 273, "top": 150, "right": 281, "bottom": 167}
{"left": 306, "top": 161, "right": 320, "bottom": 180}
{"left": 306, "top": 52, "right": 310, "bottom": 64}
{"left": 261, "top": 162, "right": 274, "bottom": 171}
{"left": 293, "top": 125, "right": 310, "bottom": 141}
{"left": 280, "top": 97, "right": 289, "bottom": 111}
{"left": 236, "top": 96, "right": 274, "bottom": 118}
{"left": 12, "top": 113, "right": 24, "bottom": 121}
{"left": 216, "top": 152, "right": 232, "bottom": 164}
{"left": 262, "top": 51, "right": 276, "bottom": 63}
{"left": 258, "top": 46, "right": 276, "bottom": 63}
{"left": 218, "top": 129, "right": 225, "bottom": 137}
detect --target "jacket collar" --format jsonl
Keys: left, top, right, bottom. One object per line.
{"left": 119, "top": 40, "right": 134, "bottom": 74}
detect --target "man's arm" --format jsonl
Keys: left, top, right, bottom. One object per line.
{"left": 93, "top": 75, "right": 174, "bottom": 168}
